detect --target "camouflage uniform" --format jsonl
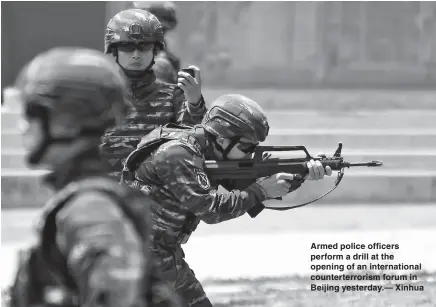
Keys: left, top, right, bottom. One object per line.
{"left": 132, "top": 1, "right": 181, "bottom": 83}
{"left": 8, "top": 48, "right": 181, "bottom": 307}
{"left": 100, "top": 9, "right": 206, "bottom": 181}
{"left": 122, "top": 95, "right": 278, "bottom": 307}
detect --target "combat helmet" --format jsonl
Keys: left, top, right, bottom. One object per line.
{"left": 104, "top": 9, "right": 165, "bottom": 55}
{"left": 15, "top": 47, "right": 127, "bottom": 164}
{"left": 202, "top": 94, "right": 269, "bottom": 156}
{"left": 132, "top": 1, "right": 178, "bottom": 31}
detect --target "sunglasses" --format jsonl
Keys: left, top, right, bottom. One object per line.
{"left": 237, "top": 142, "right": 258, "bottom": 154}
{"left": 117, "top": 43, "right": 154, "bottom": 52}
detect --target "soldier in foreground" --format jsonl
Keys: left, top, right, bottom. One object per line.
{"left": 101, "top": 9, "right": 207, "bottom": 181}
{"left": 122, "top": 94, "right": 332, "bottom": 306}
{"left": 132, "top": 1, "right": 181, "bottom": 83}
{"left": 8, "top": 47, "right": 181, "bottom": 307}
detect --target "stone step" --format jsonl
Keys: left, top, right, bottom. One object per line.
{"left": 263, "top": 129, "right": 436, "bottom": 150}
{"left": 2, "top": 149, "right": 436, "bottom": 170}
{"left": 4, "top": 109, "right": 436, "bottom": 131}
{"left": 1, "top": 169, "right": 435, "bottom": 208}
{"left": 266, "top": 110, "right": 436, "bottom": 130}
{"left": 3, "top": 89, "right": 436, "bottom": 112}
{"left": 202, "top": 89, "right": 436, "bottom": 110}
{"left": 3, "top": 129, "right": 436, "bottom": 150}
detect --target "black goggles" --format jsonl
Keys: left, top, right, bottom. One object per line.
{"left": 237, "top": 142, "right": 258, "bottom": 154}
{"left": 117, "top": 43, "right": 154, "bottom": 52}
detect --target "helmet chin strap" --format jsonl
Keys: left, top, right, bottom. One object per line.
{"left": 212, "top": 136, "right": 241, "bottom": 161}
{"left": 26, "top": 104, "right": 103, "bottom": 166}
{"left": 30, "top": 132, "right": 102, "bottom": 166}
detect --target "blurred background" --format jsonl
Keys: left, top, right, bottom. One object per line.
{"left": 2, "top": 1, "right": 436, "bottom": 306}
{"left": 3, "top": 1, "right": 436, "bottom": 89}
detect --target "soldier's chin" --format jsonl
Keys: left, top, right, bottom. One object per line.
{"left": 128, "top": 64, "right": 145, "bottom": 71}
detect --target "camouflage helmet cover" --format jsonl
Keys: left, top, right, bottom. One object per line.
{"left": 105, "top": 9, "right": 165, "bottom": 54}
{"left": 202, "top": 94, "right": 270, "bottom": 143}
{"left": 132, "top": 1, "right": 177, "bottom": 31}
{"left": 15, "top": 47, "right": 127, "bottom": 137}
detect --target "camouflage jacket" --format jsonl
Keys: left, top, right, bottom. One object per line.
{"left": 10, "top": 148, "right": 181, "bottom": 307}
{"left": 153, "top": 49, "right": 181, "bottom": 84}
{"left": 100, "top": 70, "right": 207, "bottom": 181}
{"left": 122, "top": 125, "right": 267, "bottom": 248}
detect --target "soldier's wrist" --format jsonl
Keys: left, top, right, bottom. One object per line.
{"left": 246, "top": 184, "right": 266, "bottom": 218}
{"left": 248, "top": 183, "right": 268, "bottom": 202}
{"left": 189, "top": 94, "right": 204, "bottom": 107}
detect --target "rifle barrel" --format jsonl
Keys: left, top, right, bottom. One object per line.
{"left": 346, "top": 160, "right": 383, "bottom": 167}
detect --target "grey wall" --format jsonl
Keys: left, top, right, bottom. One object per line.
{"left": 3, "top": 1, "right": 436, "bottom": 90}
{"left": 1, "top": 1, "right": 106, "bottom": 91}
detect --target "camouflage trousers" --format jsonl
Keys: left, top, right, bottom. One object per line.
{"left": 153, "top": 244, "right": 213, "bottom": 307}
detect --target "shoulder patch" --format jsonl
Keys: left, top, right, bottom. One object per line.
{"left": 195, "top": 168, "right": 211, "bottom": 190}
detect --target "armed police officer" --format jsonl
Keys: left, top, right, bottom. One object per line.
{"left": 121, "top": 94, "right": 332, "bottom": 306}
{"left": 132, "top": 1, "right": 181, "bottom": 83}
{"left": 100, "top": 9, "right": 207, "bottom": 181}
{"left": 8, "top": 47, "right": 181, "bottom": 307}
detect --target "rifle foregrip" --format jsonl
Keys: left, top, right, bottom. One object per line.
{"left": 320, "top": 160, "right": 343, "bottom": 171}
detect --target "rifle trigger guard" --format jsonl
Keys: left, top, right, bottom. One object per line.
{"left": 264, "top": 168, "right": 345, "bottom": 211}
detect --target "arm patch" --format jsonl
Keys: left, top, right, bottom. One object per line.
{"left": 194, "top": 168, "right": 211, "bottom": 190}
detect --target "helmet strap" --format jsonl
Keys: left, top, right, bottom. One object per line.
{"left": 29, "top": 135, "right": 79, "bottom": 165}
{"left": 26, "top": 104, "right": 102, "bottom": 165}
{"left": 211, "top": 135, "right": 240, "bottom": 161}
{"left": 25, "top": 105, "right": 69, "bottom": 165}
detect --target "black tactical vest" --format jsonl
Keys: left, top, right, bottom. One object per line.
{"left": 124, "top": 123, "right": 206, "bottom": 177}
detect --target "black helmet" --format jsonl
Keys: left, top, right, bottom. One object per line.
{"left": 202, "top": 94, "right": 269, "bottom": 143}
{"left": 105, "top": 9, "right": 165, "bottom": 54}
{"left": 15, "top": 47, "right": 127, "bottom": 164}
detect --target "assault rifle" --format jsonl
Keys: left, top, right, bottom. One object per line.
{"left": 204, "top": 143, "right": 382, "bottom": 211}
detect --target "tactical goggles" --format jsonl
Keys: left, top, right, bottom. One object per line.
{"left": 117, "top": 43, "right": 154, "bottom": 52}
{"left": 237, "top": 141, "right": 258, "bottom": 154}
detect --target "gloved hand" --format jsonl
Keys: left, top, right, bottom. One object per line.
{"left": 255, "top": 173, "right": 295, "bottom": 198}
{"left": 305, "top": 153, "right": 333, "bottom": 180}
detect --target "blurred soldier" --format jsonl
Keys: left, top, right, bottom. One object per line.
{"left": 121, "top": 94, "right": 332, "bottom": 306}
{"left": 132, "top": 1, "right": 181, "bottom": 83}
{"left": 101, "top": 9, "right": 206, "bottom": 181}
{"left": 8, "top": 47, "right": 181, "bottom": 307}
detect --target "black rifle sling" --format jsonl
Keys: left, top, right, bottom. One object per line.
{"left": 264, "top": 168, "right": 345, "bottom": 211}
